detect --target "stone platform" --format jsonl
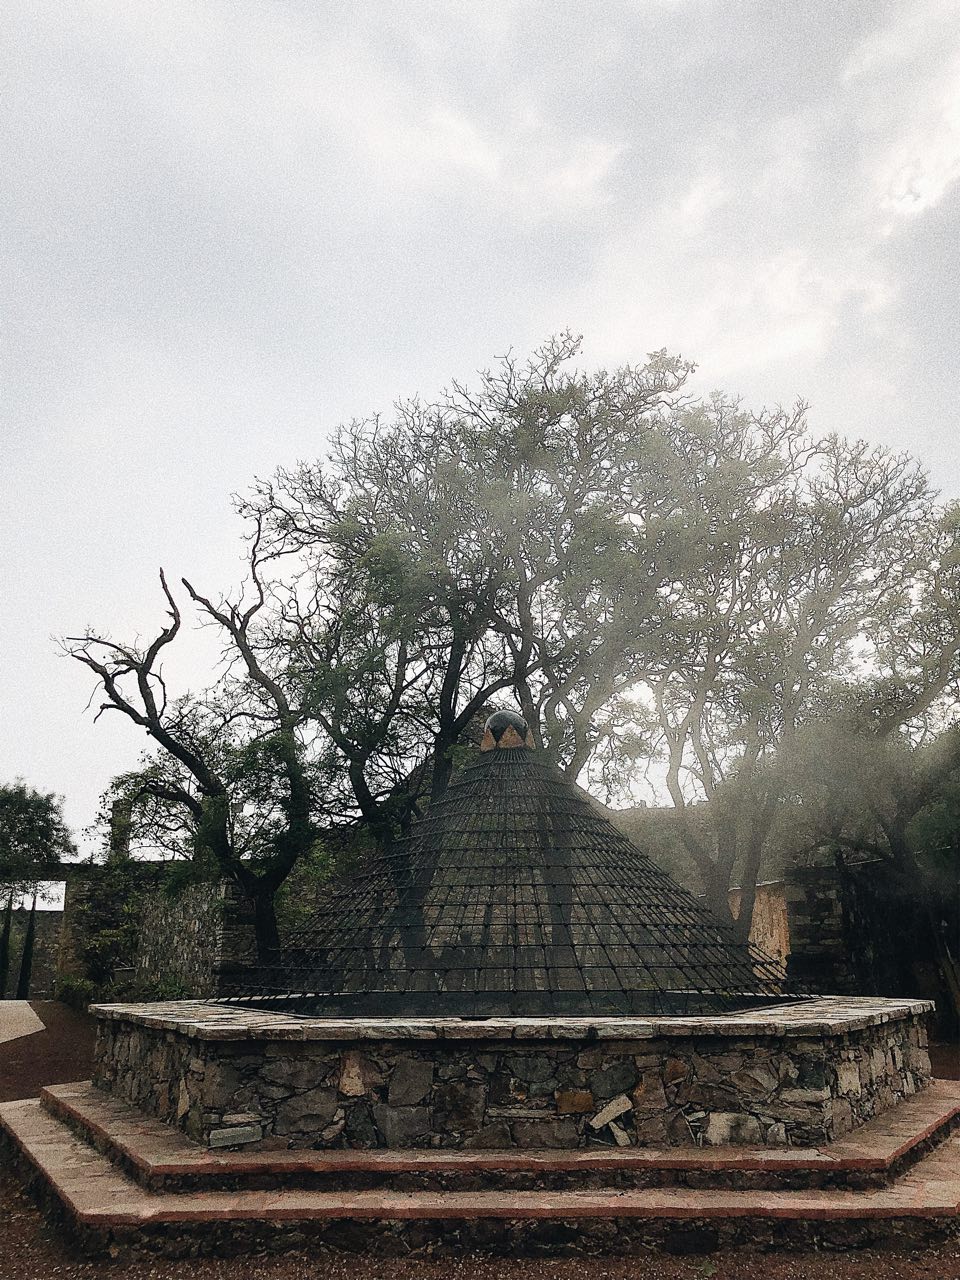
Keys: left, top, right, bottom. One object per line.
{"left": 3, "top": 1080, "right": 960, "bottom": 1258}
{"left": 92, "top": 996, "right": 933, "bottom": 1151}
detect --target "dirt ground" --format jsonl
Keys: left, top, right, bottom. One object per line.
{"left": 932, "top": 1043, "right": 960, "bottom": 1080}
{"left": 2, "top": 1003, "right": 960, "bottom": 1278}
{"left": 2, "top": 1165, "right": 960, "bottom": 1280}
{"left": 0, "top": 1000, "right": 97, "bottom": 1102}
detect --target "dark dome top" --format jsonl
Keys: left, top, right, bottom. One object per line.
{"left": 224, "top": 745, "right": 790, "bottom": 1019}
{"left": 481, "top": 709, "right": 535, "bottom": 751}
{"left": 485, "top": 709, "right": 529, "bottom": 738}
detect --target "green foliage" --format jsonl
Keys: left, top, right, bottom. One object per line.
{"left": 274, "top": 837, "right": 342, "bottom": 936}
{"left": 54, "top": 974, "right": 96, "bottom": 1009}
{"left": 114, "top": 973, "right": 190, "bottom": 1002}
{"left": 160, "top": 845, "right": 222, "bottom": 899}
{"left": 910, "top": 773, "right": 960, "bottom": 878}
{"left": 0, "top": 781, "right": 75, "bottom": 887}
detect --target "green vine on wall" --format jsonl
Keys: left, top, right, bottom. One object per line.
{"left": 55, "top": 859, "right": 155, "bottom": 1007}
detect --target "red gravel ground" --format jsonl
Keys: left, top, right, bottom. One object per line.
{"left": 2, "top": 1003, "right": 960, "bottom": 1278}
{"left": 0, "top": 1000, "right": 96, "bottom": 1102}
{"left": 2, "top": 1169, "right": 960, "bottom": 1280}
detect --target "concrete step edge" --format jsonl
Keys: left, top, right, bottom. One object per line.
{"left": 4, "top": 1097, "right": 960, "bottom": 1228}
{"left": 37, "top": 1078, "right": 960, "bottom": 1187}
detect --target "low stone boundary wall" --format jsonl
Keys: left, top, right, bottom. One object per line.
{"left": 91, "top": 997, "right": 932, "bottom": 1152}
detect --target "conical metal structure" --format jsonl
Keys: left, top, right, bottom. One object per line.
{"left": 227, "top": 713, "right": 790, "bottom": 1018}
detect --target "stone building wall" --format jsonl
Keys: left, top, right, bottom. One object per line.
{"left": 728, "top": 882, "right": 790, "bottom": 973}
{"left": 57, "top": 863, "right": 164, "bottom": 984}
{"left": 782, "top": 860, "right": 951, "bottom": 1032}
{"left": 783, "top": 864, "right": 861, "bottom": 993}
{"left": 133, "top": 883, "right": 231, "bottom": 998}
{"left": 130, "top": 879, "right": 258, "bottom": 998}
{"left": 93, "top": 999, "right": 931, "bottom": 1152}
{"left": 58, "top": 866, "right": 256, "bottom": 1000}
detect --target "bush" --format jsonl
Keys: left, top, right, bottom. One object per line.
{"left": 54, "top": 974, "right": 96, "bottom": 1010}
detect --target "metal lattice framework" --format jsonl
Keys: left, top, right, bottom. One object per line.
{"left": 224, "top": 718, "right": 794, "bottom": 1018}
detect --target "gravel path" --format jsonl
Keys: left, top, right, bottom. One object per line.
{"left": 0, "top": 1000, "right": 44, "bottom": 1044}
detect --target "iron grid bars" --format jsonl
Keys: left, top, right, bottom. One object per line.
{"left": 222, "top": 744, "right": 795, "bottom": 1018}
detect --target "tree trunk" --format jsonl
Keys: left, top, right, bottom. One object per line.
{"left": 732, "top": 824, "right": 768, "bottom": 944}
{"left": 430, "top": 736, "right": 455, "bottom": 802}
{"left": 699, "top": 865, "right": 733, "bottom": 926}
{"left": 251, "top": 887, "right": 281, "bottom": 963}
{"left": 15, "top": 895, "right": 37, "bottom": 999}
{"left": 0, "top": 894, "right": 13, "bottom": 998}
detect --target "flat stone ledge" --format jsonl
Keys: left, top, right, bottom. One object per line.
{"left": 90, "top": 996, "right": 933, "bottom": 1043}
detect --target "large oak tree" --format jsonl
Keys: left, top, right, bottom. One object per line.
{"left": 69, "top": 336, "right": 960, "bottom": 955}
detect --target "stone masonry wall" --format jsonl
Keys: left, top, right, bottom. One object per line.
{"left": 93, "top": 1009, "right": 931, "bottom": 1152}
{"left": 784, "top": 864, "right": 862, "bottom": 994}
{"left": 133, "top": 883, "right": 229, "bottom": 998}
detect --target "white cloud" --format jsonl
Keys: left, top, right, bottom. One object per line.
{"left": 537, "top": 139, "right": 622, "bottom": 209}
{"left": 586, "top": 236, "right": 892, "bottom": 378}
{"left": 5, "top": 0, "right": 960, "bottom": 845}
{"left": 676, "top": 176, "right": 730, "bottom": 235}
{"left": 842, "top": 2, "right": 960, "bottom": 223}
{"left": 876, "top": 55, "right": 960, "bottom": 220}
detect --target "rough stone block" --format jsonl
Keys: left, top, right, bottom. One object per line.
{"left": 176, "top": 1079, "right": 190, "bottom": 1120}
{"left": 675, "top": 1081, "right": 740, "bottom": 1111}
{"left": 704, "top": 1112, "right": 762, "bottom": 1145}
{"left": 208, "top": 1123, "right": 262, "bottom": 1147}
{"left": 779, "top": 1086, "right": 831, "bottom": 1105}
{"left": 463, "top": 1122, "right": 513, "bottom": 1149}
{"left": 373, "top": 1104, "right": 433, "bottom": 1148}
{"left": 835, "top": 1060, "right": 863, "bottom": 1097}
{"left": 511, "top": 1054, "right": 555, "bottom": 1083}
{"left": 635, "top": 1113, "right": 670, "bottom": 1145}
{"left": 275, "top": 1087, "right": 338, "bottom": 1134}
{"left": 631, "top": 1072, "right": 668, "bottom": 1114}
{"left": 339, "top": 1049, "right": 380, "bottom": 1097}
{"left": 608, "top": 1120, "right": 632, "bottom": 1146}
{"left": 343, "top": 1103, "right": 378, "bottom": 1146}
{"left": 590, "top": 1060, "right": 638, "bottom": 1100}
{"left": 387, "top": 1057, "right": 434, "bottom": 1107}
{"left": 556, "top": 1089, "right": 594, "bottom": 1115}
{"left": 831, "top": 1096, "right": 854, "bottom": 1136}
{"left": 730, "top": 1063, "right": 778, "bottom": 1097}
{"left": 511, "top": 1117, "right": 580, "bottom": 1148}
{"left": 662, "top": 1056, "right": 688, "bottom": 1084}
{"left": 589, "top": 1093, "right": 634, "bottom": 1129}
{"left": 690, "top": 1053, "right": 723, "bottom": 1084}
{"left": 434, "top": 1079, "right": 487, "bottom": 1131}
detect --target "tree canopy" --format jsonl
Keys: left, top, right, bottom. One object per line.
{"left": 66, "top": 335, "right": 960, "bottom": 958}
{"left": 0, "top": 780, "right": 74, "bottom": 888}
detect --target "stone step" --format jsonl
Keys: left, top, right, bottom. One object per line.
{"left": 38, "top": 1078, "right": 960, "bottom": 1193}
{"left": 4, "top": 1096, "right": 960, "bottom": 1258}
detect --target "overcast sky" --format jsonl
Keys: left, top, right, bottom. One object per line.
{"left": 2, "top": 0, "right": 959, "bottom": 854}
